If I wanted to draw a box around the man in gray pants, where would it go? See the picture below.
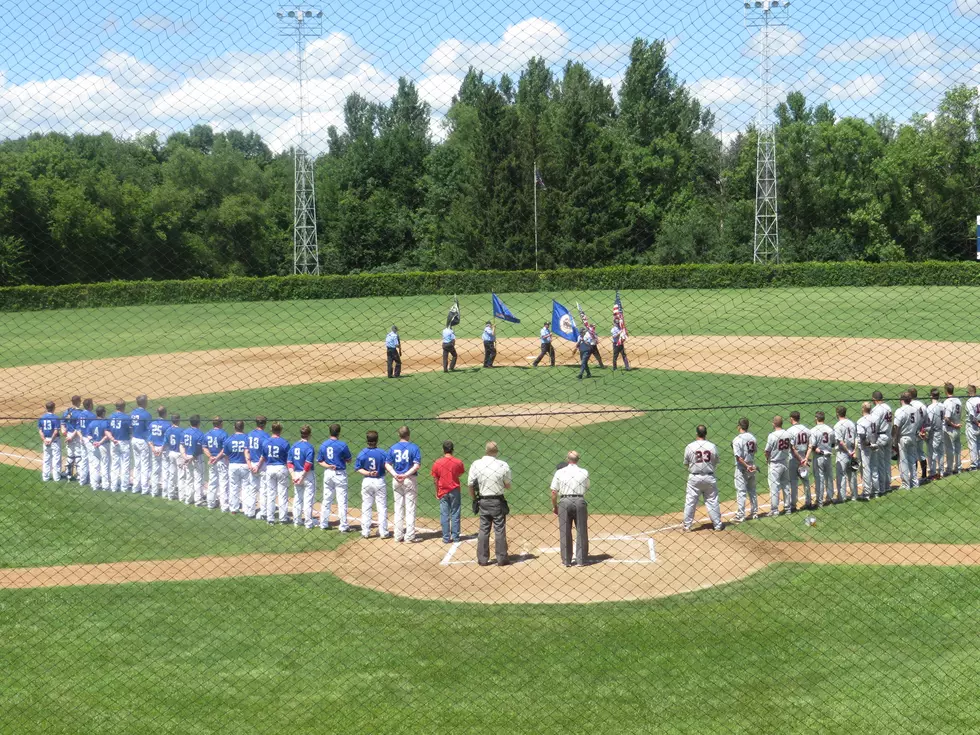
[467,441,512,566]
[550,451,590,567]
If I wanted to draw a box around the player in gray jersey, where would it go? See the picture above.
[964,385,980,470]
[892,392,919,490]
[765,416,794,516]
[856,402,878,500]
[926,388,945,479]
[805,412,835,507]
[870,391,893,495]
[682,425,723,532]
[907,387,928,482]
[942,382,962,476]
[833,406,858,502]
[731,418,759,522]
[786,412,813,509]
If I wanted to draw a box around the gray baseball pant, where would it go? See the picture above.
[734,469,758,519]
[835,453,857,501]
[898,436,917,489]
[944,430,962,475]
[860,447,876,498]
[684,474,722,530]
[768,463,791,514]
[789,458,811,507]
[477,497,508,564]
[812,454,832,506]
[557,496,588,565]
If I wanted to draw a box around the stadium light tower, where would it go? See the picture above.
[743,0,789,264]
[277,7,323,275]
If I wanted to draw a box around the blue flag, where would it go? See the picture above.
[492,293,520,323]
[551,300,579,342]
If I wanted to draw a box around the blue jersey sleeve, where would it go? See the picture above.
[412,444,422,466]
[342,444,352,463]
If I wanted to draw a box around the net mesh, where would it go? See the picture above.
[2,1,980,732]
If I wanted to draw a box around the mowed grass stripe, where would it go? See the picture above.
[2,564,978,734]
[0,286,964,367]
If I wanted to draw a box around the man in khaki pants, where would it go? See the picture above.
[550,451,590,567]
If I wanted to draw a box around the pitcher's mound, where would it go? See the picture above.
[437,403,643,432]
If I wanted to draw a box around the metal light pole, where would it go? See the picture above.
[744,0,790,264]
[277,7,323,275]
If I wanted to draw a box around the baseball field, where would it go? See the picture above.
[3,285,980,733]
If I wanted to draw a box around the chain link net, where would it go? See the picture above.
[3,1,980,732]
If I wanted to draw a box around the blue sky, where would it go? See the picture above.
[0,0,977,150]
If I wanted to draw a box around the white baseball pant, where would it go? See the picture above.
[66,435,83,480]
[788,458,811,508]
[244,468,262,517]
[928,431,944,478]
[768,462,791,515]
[265,466,289,522]
[361,477,388,537]
[227,463,249,513]
[183,455,204,505]
[149,447,165,496]
[110,440,131,492]
[835,453,857,501]
[77,437,91,486]
[87,441,102,489]
[165,451,182,500]
[733,468,757,520]
[321,472,350,530]
[967,427,980,470]
[131,438,151,494]
[859,447,876,498]
[943,430,962,476]
[41,439,61,482]
[392,476,419,541]
[97,443,111,490]
[897,436,917,489]
[876,437,891,494]
[292,472,316,527]
[683,474,722,530]
[812,454,832,506]
[207,458,229,509]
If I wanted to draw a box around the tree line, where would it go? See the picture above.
[1,38,978,287]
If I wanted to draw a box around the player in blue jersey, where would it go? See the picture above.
[107,400,132,492]
[180,415,206,506]
[288,425,316,528]
[38,401,62,482]
[129,394,152,495]
[204,417,229,511]
[263,422,291,525]
[357,430,389,538]
[163,414,184,501]
[386,426,422,543]
[76,398,95,487]
[245,416,270,520]
[61,396,81,482]
[147,406,169,498]
[317,423,353,531]
[89,406,110,491]
[224,421,249,515]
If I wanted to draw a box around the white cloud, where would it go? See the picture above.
[828,73,885,101]
[417,73,462,112]
[96,51,173,87]
[954,0,980,16]
[423,18,569,76]
[691,76,755,105]
[815,32,962,66]
[745,28,805,58]
[912,69,947,91]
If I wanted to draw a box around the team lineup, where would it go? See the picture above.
[35,380,978,549]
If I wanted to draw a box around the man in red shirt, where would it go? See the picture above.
[431,440,465,543]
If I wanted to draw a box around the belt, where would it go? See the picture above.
[689,472,715,477]
[559,494,585,498]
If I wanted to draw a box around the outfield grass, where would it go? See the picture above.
[0,464,347,568]
[0,286,966,367]
[0,367,915,529]
[2,563,979,734]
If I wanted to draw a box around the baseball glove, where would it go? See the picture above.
[848,456,859,472]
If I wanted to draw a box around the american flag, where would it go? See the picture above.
[576,302,593,334]
[613,290,628,338]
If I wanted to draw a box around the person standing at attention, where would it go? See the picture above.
[431,440,465,544]
[386,325,402,378]
[467,441,512,566]
[550,451,590,567]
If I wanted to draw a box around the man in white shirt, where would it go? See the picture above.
[893,392,919,490]
[833,406,858,502]
[908,387,929,482]
[731,418,758,522]
[965,385,980,470]
[682,425,723,532]
[856,402,878,499]
[871,391,893,495]
[926,388,945,479]
[550,451,590,567]
[805,411,835,507]
[765,415,793,516]
[943,382,962,476]
[467,441,511,566]
[786,412,813,509]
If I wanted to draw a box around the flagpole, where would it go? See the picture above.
[533,162,539,272]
